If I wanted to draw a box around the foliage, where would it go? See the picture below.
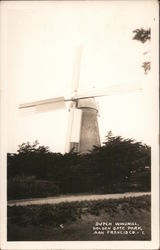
[132,27,151,74]
[8,176,59,200]
[141,61,151,75]
[90,131,151,192]
[17,140,50,155]
[8,195,151,241]
[8,195,150,227]
[132,28,151,43]
[7,133,151,199]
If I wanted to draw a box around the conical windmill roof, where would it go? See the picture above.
[77,97,98,111]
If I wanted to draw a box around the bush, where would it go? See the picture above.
[8,176,60,200]
[7,134,151,197]
[8,195,151,227]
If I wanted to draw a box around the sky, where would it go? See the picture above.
[1,0,158,153]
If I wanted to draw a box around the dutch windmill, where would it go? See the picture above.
[19,45,142,154]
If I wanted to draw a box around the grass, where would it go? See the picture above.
[8,195,151,241]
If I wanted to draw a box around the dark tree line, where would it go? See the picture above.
[7,132,151,199]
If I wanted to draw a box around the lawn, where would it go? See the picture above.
[8,195,151,241]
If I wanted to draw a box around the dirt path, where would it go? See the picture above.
[8,192,150,206]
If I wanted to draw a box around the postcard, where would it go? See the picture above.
[0,0,159,249]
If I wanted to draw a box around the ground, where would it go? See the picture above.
[8,195,151,241]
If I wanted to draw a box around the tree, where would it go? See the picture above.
[132,28,151,43]
[91,131,151,192]
[132,28,151,74]
[8,141,51,178]
[17,140,49,154]
[8,133,151,198]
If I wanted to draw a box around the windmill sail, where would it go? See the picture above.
[71,44,84,95]
[18,42,143,154]
[76,84,143,100]
[65,44,84,153]
[65,108,82,153]
[19,96,65,109]
[19,84,143,110]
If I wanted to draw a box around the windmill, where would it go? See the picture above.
[19,45,142,154]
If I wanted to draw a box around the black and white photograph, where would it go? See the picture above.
[0,0,159,249]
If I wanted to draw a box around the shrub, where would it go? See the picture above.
[8,195,151,228]
[8,176,60,200]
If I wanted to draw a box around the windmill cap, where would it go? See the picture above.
[77,97,98,111]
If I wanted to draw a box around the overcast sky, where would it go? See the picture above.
[1,0,158,153]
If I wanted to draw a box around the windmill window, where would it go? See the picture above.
[70,142,79,152]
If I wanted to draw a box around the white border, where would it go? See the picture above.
[0,1,159,249]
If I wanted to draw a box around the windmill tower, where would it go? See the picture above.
[65,45,101,154]
[66,97,100,154]
[78,98,100,154]
[19,45,142,154]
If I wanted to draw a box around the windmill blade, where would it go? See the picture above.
[71,45,84,95]
[65,108,82,153]
[19,96,66,109]
[76,84,143,100]
[36,101,66,112]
